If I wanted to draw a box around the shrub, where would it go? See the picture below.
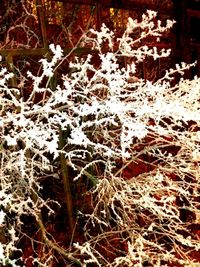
[0,10,200,266]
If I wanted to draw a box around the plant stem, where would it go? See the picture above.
[59,128,74,233]
[36,214,81,266]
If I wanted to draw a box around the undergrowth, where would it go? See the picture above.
[0,10,200,266]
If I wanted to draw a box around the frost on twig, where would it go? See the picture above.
[0,10,199,266]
